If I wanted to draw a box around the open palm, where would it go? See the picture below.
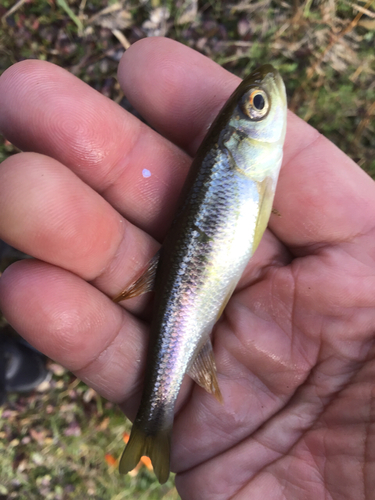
[0,38,374,499]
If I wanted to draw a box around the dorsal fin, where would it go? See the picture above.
[113,251,160,303]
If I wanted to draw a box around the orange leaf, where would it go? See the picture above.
[105,454,117,467]
[140,455,153,471]
[123,432,130,444]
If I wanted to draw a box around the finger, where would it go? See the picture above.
[270,131,375,250]
[119,38,375,250]
[0,152,159,305]
[118,38,317,162]
[0,259,193,414]
[0,58,191,239]
[118,37,240,156]
[0,152,288,310]
[0,259,145,406]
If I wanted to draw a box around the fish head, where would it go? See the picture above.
[218,64,287,181]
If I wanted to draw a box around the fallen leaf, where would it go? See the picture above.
[140,455,153,471]
[48,362,66,376]
[30,428,48,444]
[105,454,118,467]
[98,417,110,430]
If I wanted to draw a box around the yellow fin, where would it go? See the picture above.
[113,251,160,303]
[119,422,171,484]
[252,176,275,253]
[188,340,223,403]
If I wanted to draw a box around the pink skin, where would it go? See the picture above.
[0,37,375,499]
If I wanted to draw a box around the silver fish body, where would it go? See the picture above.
[118,64,287,483]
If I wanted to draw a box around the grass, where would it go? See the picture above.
[0,0,374,498]
[0,360,178,499]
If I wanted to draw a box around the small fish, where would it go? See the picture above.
[114,65,287,483]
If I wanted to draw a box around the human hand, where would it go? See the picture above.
[0,37,374,499]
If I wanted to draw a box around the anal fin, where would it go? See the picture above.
[113,250,160,303]
[188,339,223,403]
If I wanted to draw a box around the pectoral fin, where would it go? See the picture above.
[188,339,223,403]
[113,251,160,303]
[252,176,276,253]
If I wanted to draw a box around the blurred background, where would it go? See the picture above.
[0,1,374,498]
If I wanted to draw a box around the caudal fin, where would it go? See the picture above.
[119,423,171,484]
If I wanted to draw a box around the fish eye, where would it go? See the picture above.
[253,93,265,110]
[241,89,269,120]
